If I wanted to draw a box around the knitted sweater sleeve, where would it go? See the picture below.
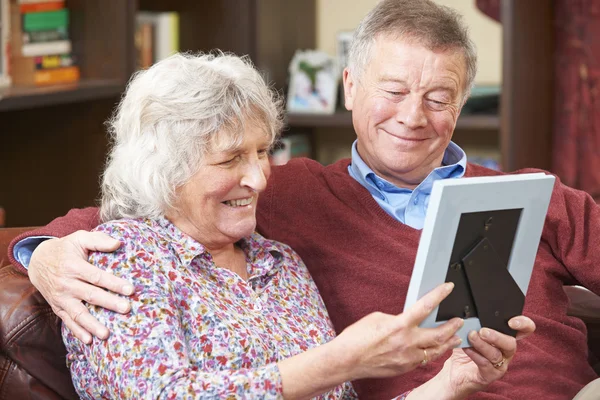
[542,174,600,294]
[8,207,101,273]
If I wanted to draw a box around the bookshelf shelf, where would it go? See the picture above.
[0,79,124,112]
[286,109,500,130]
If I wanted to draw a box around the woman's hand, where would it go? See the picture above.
[333,282,464,380]
[28,231,133,343]
[424,316,536,399]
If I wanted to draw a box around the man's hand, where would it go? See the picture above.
[28,230,133,344]
[442,316,536,398]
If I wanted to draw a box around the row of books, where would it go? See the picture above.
[2,0,79,87]
[135,12,179,70]
[0,2,181,88]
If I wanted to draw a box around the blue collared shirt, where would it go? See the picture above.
[348,140,467,229]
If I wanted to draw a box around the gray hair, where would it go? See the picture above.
[348,0,477,96]
[100,52,283,222]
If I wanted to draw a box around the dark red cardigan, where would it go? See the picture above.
[9,159,600,399]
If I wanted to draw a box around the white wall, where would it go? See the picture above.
[316,0,502,85]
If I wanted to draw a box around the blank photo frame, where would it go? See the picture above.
[403,173,555,347]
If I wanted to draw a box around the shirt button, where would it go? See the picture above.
[376,181,384,189]
[413,196,419,205]
[254,299,263,311]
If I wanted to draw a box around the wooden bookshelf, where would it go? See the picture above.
[0,79,124,112]
[0,0,315,227]
[0,0,554,227]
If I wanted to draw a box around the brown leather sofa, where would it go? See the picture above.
[0,227,78,400]
[0,227,599,399]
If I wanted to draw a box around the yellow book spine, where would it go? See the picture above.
[34,65,80,85]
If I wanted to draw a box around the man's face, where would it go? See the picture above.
[343,36,467,188]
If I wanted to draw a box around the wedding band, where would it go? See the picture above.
[420,349,428,366]
[493,357,506,369]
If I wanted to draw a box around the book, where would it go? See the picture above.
[19,0,63,13]
[136,11,179,63]
[22,8,68,31]
[31,65,79,85]
[12,52,73,74]
[0,0,10,87]
[21,39,70,56]
[23,26,67,43]
[18,0,61,3]
[134,22,153,69]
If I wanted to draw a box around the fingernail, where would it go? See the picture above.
[445,282,455,293]
[118,301,130,313]
[98,329,109,339]
[83,334,91,344]
[480,328,492,339]
[452,337,462,347]
[509,318,521,329]
[122,284,134,295]
[468,330,478,341]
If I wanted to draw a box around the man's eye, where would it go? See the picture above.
[427,99,447,110]
[386,91,403,96]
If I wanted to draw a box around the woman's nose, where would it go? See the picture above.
[240,159,268,192]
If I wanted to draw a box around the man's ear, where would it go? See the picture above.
[342,68,356,111]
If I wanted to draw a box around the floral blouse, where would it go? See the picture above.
[61,217,357,399]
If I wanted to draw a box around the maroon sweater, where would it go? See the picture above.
[9,158,600,399]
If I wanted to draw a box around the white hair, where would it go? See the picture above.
[100,52,283,222]
[348,0,478,96]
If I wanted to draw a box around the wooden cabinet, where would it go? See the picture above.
[0,0,315,227]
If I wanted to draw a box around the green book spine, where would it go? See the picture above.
[23,9,69,32]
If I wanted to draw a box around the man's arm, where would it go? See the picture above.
[9,207,133,344]
[542,175,600,295]
[8,207,101,271]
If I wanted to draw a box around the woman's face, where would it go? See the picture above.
[168,125,272,250]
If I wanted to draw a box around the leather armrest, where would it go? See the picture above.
[0,264,78,399]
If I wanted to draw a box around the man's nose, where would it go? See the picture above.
[395,94,427,129]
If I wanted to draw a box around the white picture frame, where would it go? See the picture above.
[286,50,338,115]
[336,30,353,75]
[403,173,556,347]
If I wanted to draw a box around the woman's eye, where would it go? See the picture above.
[258,149,269,158]
[220,155,241,165]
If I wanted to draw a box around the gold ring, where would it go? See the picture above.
[493,357,506,369]
[420,349,428,366]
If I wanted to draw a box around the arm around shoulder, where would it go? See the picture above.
[8,207,101,271]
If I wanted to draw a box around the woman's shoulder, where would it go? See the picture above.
[89,218,167,269]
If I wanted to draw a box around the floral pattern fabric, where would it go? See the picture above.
[61,217,356,399]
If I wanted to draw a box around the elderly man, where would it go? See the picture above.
[7,0,599,399]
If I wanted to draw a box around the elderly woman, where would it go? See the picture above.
[61,53,532,399]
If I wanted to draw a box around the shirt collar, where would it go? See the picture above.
[153,217,207,267]
[349,140,467,197]
[152,217,282,277]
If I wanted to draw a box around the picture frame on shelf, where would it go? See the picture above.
[286,50,338,115]
[336,30,353,75]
